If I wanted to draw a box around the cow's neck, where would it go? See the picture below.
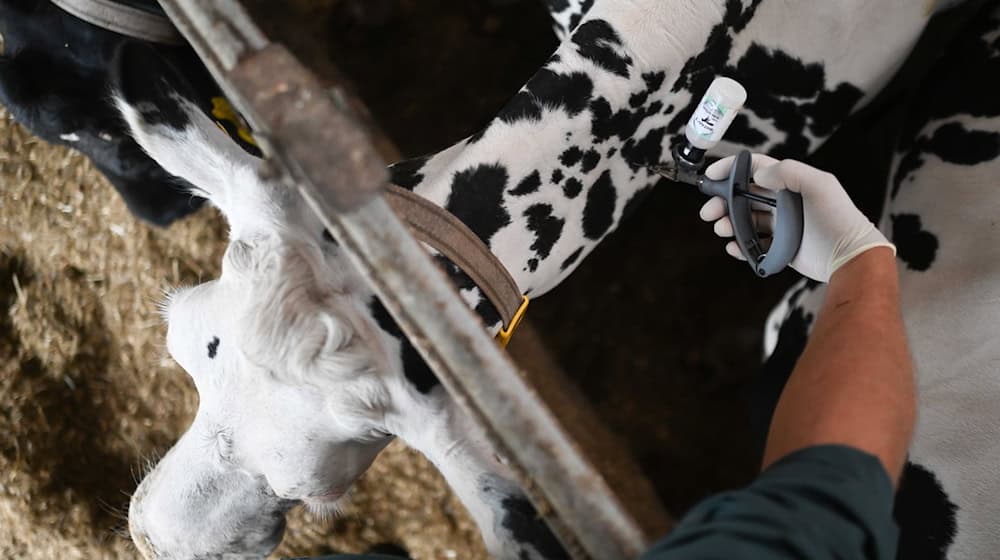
[391,0,731,307]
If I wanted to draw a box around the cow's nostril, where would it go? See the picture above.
[267,517,287,544]
[230,516,287,554]
[129,528,158,560]
[128,495,158,560]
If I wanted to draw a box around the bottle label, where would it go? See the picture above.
[689,94,728,140]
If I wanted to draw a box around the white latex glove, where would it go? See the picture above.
[700,154,894,282]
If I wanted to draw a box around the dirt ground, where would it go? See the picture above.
[0,0,974,558]
[0,100,492,558]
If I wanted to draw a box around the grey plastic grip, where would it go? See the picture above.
[699,150,803,278]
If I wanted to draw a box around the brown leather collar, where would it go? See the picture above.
[206,104,528,346]
[385,185,528,346]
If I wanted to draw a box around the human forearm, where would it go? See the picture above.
[762,248,915,482]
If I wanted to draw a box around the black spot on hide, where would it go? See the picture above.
[587,71,668,162]
[891,214,938,272]
[560,247,583,271]
[368,299,440,394]
[432,255,503,329]
[807,82,866,138]
[571,19,632,78]
[497,68,594,125]
[562,177,583,198]
[479,475,570,560]
[590,96,662,146]
[667,0,864,160]
[894,462,958,560]
[727,44,863,158]
[567,0,594,32]
[580,149,601,173]
[389,155,430,190]
[446,164,511,245]
[500,495,569,560]
[524,204,564,262]
[897,8,1000,149]
[891,6,1000,202]
[723,114,767,147]
[499,92,544,124]
[892,122,1000,199]
[581,170,616,240]
[621,126,666,171]
[560,146,583,167]
[207,336,220,359]
[670,0,763,96]
[510,170,542,196]
[629,90,650,108]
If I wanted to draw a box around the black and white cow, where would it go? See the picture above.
[763,2,1000,557]
[0,0,221,226]
[115,0,958,558]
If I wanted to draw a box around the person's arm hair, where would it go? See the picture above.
[762,248,915,483]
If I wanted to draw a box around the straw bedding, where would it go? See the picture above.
[0,107,486,558]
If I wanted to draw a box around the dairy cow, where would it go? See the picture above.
[116,0,956,558]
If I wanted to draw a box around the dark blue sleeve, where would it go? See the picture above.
[639,445,898,560]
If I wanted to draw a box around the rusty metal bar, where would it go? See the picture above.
[155,1,669,557]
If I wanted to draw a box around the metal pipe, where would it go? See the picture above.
[154,1,667,556]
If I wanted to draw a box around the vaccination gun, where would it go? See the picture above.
[651,78,804,278]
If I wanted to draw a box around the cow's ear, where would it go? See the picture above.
[111,41,198,126]
[112,41,257,214]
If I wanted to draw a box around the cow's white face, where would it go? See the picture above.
[129,231,396,558]
[130,233,398,558]
[110,45,407,558]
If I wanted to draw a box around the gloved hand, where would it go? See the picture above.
[700,154,894,282]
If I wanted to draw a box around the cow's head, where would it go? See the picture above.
[113,43,406,558]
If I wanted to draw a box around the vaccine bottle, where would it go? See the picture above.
[679,77,747,163]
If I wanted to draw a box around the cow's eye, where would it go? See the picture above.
[207,336,220,359]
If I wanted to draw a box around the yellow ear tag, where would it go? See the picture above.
[211,96,258,148]
[496,295,529,349]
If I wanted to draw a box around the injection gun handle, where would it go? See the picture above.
[698,150,804,278]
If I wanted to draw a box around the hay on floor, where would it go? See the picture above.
[0,107,486,558]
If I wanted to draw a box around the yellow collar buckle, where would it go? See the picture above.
[496,295,529,349]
